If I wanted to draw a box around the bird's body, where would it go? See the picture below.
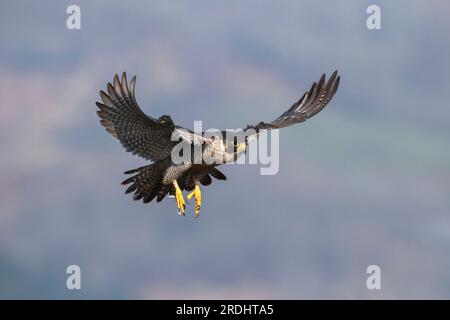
[96,71,340,217]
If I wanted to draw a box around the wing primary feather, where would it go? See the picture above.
[96,73,194,161]
[249,71,340,131]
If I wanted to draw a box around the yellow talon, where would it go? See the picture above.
[187,180,202,217]
[173,180,185,215]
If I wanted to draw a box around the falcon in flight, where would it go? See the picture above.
[96,71,340,217]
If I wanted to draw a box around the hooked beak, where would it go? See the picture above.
[237,142,246,153]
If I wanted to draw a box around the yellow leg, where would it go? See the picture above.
[173,180,185,215]
[187,179,202,218]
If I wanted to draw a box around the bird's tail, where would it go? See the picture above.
[121,160,171,203]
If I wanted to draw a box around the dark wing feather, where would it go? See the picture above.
[96,72,183,161]
[173,167,227,193]
[247,71,340,132]
[209,168,227,180]
[199,174,212,186]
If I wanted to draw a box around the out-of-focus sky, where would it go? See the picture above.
[1,0,449,299]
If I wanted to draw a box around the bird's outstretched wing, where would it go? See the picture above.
[96,73,206,161]
[246,71,340,133]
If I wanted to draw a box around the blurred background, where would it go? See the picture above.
[0,0,449,299]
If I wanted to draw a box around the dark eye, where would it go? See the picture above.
[233,137,238,146]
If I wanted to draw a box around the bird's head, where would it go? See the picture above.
[233,136,247,156]
[158,115,174,126]
[226,135,247,163]
[219,132,248,163]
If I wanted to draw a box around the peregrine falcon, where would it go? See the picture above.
[95,71,340,217]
